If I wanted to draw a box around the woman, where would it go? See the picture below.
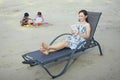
[40,10,91,55]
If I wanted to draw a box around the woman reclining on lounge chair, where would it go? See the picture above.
[40,10,91,55]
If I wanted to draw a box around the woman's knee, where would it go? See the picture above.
[63,41,69,47]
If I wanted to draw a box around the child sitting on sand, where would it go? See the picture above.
[20,12,32,26]
[34,12,44,26]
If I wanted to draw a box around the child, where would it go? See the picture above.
[20,12,32,26]
[34,12,44,26]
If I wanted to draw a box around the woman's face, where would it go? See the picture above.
[79,12,87,22]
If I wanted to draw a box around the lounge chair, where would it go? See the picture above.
[22,11,102,78]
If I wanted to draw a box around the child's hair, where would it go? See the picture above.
[37,12,42,17]
[24,12,29,18]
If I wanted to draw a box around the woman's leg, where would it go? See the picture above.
[40,41,69,55]
[48,41,69,51]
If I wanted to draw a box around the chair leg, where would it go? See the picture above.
[94,40,103,56]
[41,58,72,79]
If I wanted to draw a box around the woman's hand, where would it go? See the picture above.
[71,30,78,35]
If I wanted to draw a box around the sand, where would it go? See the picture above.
[0,0,120,80]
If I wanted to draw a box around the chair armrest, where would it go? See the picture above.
[49,33,72,45]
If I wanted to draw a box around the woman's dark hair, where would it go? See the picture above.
[37,12,42,17]
[78,10,88,22]
[24,12,29,17]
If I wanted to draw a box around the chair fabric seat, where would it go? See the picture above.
[23,48,72,65]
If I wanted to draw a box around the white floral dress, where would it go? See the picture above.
[66,23,87,49]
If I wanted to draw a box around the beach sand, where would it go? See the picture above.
[0,0,120,80]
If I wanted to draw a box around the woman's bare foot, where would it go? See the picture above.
[40,47,49,55]
[40,47,46,52]
[42,42,49,50]
[42,50,49,55]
